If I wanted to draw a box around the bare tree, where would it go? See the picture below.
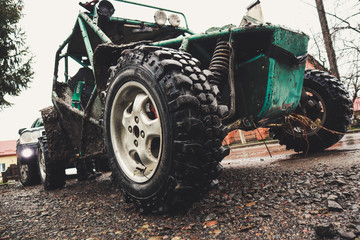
[315,0,340,78]
[308,0,360,101]
[341,40,360,102]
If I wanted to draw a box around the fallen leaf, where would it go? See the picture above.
[136,228,146,233]
[239,224,256,232]
[245,202,255,207]
[182,223,195,230]
[164,225,174,230]
[148,236,163,240]
[213,229,221,235]
[204,221,218,228]
[142,224,150,229]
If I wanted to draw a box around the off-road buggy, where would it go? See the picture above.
[38,0,352,213]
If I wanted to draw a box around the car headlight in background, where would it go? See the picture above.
[19,129,44,144]
[168,14,181,27]
[21,148,34,158]
[154,10,167,26]
[19,131,40,144]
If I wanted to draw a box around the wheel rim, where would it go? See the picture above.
[19,163,29,181]
[291,87,327,137]
[110,81,162,183]
[39,148,46,181]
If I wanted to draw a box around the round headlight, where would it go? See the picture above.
[20,132,33,144]
[97,0,115,18]
[154,10,167,26]
[168,14,181,27]
[21,148,34,158]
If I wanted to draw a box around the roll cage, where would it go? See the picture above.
[53,0,192,85]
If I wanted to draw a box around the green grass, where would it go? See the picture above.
[350,126,360,130]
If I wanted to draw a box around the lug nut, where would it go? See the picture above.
[128,126,132,133]
[135,116,139,123]
[134,140,138,147]
[141,131,145,138]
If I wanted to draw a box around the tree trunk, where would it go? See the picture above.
[315,0,340,79]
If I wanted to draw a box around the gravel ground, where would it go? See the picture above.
[1,159,360,239]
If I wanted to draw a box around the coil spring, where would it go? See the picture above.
[209,39,230,86]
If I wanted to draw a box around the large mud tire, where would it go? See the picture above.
[271,70,352,153]
[40,107,70,190]
[104,46,229,213]
[17,159,40,186]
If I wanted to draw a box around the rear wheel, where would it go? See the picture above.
[271,70,353,153]
[104,46,229,213]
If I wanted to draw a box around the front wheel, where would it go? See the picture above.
[40,106,68,190]
[17,159,40,186]
[104,46,229,213]
[37,136,65,190]
[271,70,353,153]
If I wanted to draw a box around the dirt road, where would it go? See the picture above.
[1,133,360,239]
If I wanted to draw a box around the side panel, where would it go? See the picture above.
[153,25,309,125]
[257,28,308,120]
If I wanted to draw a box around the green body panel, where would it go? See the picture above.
[257,28,308,121]
[154,26,309,124]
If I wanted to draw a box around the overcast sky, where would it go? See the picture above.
[0,0,319,141]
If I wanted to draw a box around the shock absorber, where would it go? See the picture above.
[209,39,230,87]
[209,38,236,119]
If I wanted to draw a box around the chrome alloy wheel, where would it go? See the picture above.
[110,81,162,183]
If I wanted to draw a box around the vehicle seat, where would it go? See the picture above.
[68,67,95,108]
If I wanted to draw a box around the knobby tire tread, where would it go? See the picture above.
[40,106,70,190]
[105,46,230,213]
[271,69,353,153]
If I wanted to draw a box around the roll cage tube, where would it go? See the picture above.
[54,0,192,85]
[80,0,190,30]
[53,14,112,85]
[114,0,189,30]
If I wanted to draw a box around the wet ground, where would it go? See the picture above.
[1,133,359,239]
[223,132,360,169]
